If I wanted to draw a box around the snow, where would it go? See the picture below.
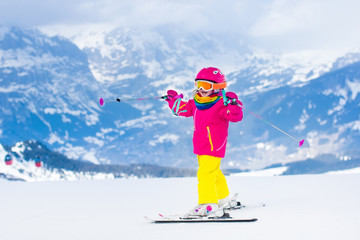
[84,136,105,147]
[0,173,359,240]
[346,78,360,101]
[327,167,360,175]
[0,48,66,70]
[148,134,180,146]
[294,109,309,131]
[115,73,139,81]
[47,133,65,145]
[118,115,167,129]
[43,107,84,116]
[0,143,115,181]
[231,167,288,177]
[0,159,114,182]
[55,144,101,163]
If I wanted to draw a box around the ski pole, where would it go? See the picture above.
[229,99,305,147]
[99,96,167,106]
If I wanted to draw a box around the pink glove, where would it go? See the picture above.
[225,92,241,105]
[225,92,243,115]
[166,90,183,102]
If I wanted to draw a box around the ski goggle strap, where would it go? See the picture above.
[195,80,227,91]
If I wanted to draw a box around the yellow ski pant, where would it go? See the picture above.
[197,155,230,204]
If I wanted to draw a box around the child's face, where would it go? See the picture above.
[199,89,214,97]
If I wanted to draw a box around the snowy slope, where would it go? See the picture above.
[0,173,359,240]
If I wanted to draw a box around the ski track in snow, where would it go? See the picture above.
[0,174,359,240]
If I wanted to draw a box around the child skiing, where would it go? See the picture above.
[165,67,243,217]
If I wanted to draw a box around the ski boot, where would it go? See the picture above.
[218,193,242,210]
[183,203,225,219]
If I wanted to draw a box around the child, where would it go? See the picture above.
[165,67,243,216]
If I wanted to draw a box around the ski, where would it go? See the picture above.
[150,202,264,221]
[227,202,266,211]
[145,215,257,223]
[145,195,264,224]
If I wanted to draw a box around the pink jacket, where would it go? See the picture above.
[167,91,243,158]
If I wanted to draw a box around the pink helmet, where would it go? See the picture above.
[195,67,226,84]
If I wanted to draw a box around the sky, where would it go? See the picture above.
[1,0,360,54]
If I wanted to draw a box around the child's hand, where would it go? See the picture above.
[166,90,183,102]
[225,92,243,115]
[225,92,242,106]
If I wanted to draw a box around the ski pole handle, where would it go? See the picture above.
[229,98,241,105]
[99,98,120,106]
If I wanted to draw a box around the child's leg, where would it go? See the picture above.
[197,155,230,204]
[215,168,230,200]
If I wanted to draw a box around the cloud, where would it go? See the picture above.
[1,0,360,53]
[0,0,268,32]
[248,0,360,52]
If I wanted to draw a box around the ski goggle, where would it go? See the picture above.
[195,80,227,91]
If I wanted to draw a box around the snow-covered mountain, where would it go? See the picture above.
[1,25,360,171]
[226,60,360,170]
[72,26,360,170]
[0,140,195,182]
[230,154,360,177]
[0,26,111,163]
[0,141,115,182]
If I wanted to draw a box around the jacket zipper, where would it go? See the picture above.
[207,126,214,151]
[194,109,197,131]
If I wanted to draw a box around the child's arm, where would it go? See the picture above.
[166,90,194,117]
[220,92,243,122]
